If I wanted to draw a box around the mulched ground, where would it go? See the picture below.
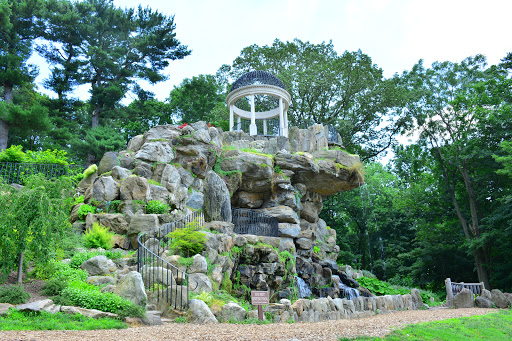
[1,271,49,303]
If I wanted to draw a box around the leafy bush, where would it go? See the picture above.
[77,204,96,220]
[0,285,30,305]
[61,281,145,318]
[0,309,127,330]
[0,145,69,165]
[41,278,67,296]
[70,250,123,269]
[52,261,89,282]
[82,164,98,178]
[82,223,114,249]
[145,200,170,214]
[357,276,409,296]
[168,226,206,257]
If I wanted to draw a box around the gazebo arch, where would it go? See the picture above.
[226,71,291,137]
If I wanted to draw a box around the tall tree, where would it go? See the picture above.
[0,0,46,150]
[168,74,226,124]
[402,55,512,289]
[219,39,407,160]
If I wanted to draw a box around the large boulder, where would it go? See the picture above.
[218,302,247,322]
[80,255,116,276]
[189,273,213,293]
[203,171,231,223]
[115,271,147,307]
[120,176,149,201]
[188,254,208,274]
[111,166,131,181]
[453,288,474,308]
[127,135,144,152]
[135,141,174,163]
[97,151,119,175]
[127,214,160,236]
[92,176,119,201]
[411,288,423,309]
[257,206,300,224]
[220,150,273,192]
[85,213,128,235]
[186,299,218,323]
[475,296,493,308]
[491,289,510,308]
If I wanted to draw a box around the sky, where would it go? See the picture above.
[32,0,512,102]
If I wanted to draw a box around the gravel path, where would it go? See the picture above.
[0,308,496,341]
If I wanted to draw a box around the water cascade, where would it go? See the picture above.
[295,276,312,298]
[339,282,360,300]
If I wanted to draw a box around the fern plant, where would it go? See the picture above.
[83,223,115,249]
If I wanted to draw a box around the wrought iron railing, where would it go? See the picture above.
[232,208,279,237]
[137,210,205,311]
[0,162,84,184]
[231,118,284,137]
[327,124,342,146]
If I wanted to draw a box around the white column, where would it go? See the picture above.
[229,105,234,132]
[279,98,284,136]
[237,116,241,131]
[283,100,288,137]
[263,119,267,135]
[250,95,257,136]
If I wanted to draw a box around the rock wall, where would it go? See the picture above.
[72,121,365,303]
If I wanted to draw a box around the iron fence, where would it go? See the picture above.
[137,210,205,311]
[232,207,279,237]
[327,124,342,146]
[0,162,84,184]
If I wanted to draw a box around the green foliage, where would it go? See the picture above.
[76,204,96,220]
[0,309,127,331]
[167,226,206,257]
[41,278,67,296]
[0,285,30,305]
[177,256,194,268]
[52,261,89,282]
[147,179,162,186]
[83,164,98,178]
[0,174,74,282]
[71,126,126,163]
[0,145,70,165]
[82,223,114,249]
[0,145,25,162]
[174,316,188,323]
[313,246,320,254]
[69,250,123,269]
[145,200,170,214]
[274,165,283,174]
[62,281,145,318]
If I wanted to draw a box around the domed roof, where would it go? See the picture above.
[229,71,286,93]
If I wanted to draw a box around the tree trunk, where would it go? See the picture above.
[0,84,13,150]
[87,105,102,164]
[0,120,9,151]
[17,252,24,285]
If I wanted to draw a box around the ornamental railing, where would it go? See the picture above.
[232,207,279,237]
[231,118,284,137]
[445,278,485,307]
[137,210,205,311]
[0,162,84,184]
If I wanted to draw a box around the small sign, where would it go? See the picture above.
[251,291,269,305]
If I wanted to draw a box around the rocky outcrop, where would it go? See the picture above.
[204,171,231,223]
[115,271,147,307]
[186,299,218,323]
[491,289,510,308]
[453,288,474,308]
[80,255,117,276]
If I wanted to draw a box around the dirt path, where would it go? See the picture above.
[0,308,497,341]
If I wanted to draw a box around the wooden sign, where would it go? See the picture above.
[251,291,269,305]
[251,290,269,321]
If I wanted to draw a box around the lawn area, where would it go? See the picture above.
[0,309,127,330]
[341,310,512,341]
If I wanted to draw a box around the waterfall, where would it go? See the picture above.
[295,276,312,298]
[339,281,360,300]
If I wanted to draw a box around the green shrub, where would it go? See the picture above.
[0,285,30,305]
[146,200,170,214]
[82,164,97,178]
[52,261,89,282]
[82,223,115,249]
[69,250,122,269]
[0,145,25,162]
[167,227,206,257]
[61,281,144,318]
[41,278,67,296]
[77,204,96,220]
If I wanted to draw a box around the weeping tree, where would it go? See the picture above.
[0,174,73,284]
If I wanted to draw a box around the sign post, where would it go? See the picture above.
[251,290,269,321]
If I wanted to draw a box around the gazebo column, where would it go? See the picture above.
[263,119,267,135]
[283,103,289,137]
[229,105,234,132]
[237,116,241,131]
[279,98,285,137]
[250,95,257,136]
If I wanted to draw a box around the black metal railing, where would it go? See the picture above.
[232,208,279,237]
[327,124,342,146]
[0,162,84,184]
[231,118,284,137]
[137,210,205,311]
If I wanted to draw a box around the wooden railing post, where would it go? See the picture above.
[445,278,453,307]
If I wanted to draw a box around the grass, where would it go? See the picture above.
[339,310,512,341]
[0,309,127,330]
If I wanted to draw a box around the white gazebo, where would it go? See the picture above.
[226,71,291,137]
